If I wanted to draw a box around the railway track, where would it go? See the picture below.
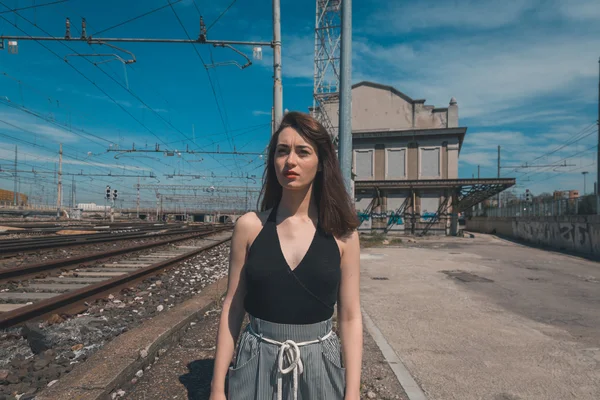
[0,224,220,254]
[0,227,232,329]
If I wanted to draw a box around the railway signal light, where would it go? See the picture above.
[106,186,111,199]
[113,189,118,200]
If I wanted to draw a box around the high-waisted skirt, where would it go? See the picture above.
[227,315,346,400]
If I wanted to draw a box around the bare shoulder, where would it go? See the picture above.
[234,210,271,248]
[334,230,360,257]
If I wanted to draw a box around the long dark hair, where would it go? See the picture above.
[259,111,359,238]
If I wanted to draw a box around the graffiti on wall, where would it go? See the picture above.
[421,212,437,222]
[512,220,596,254]
[357,210,405,230]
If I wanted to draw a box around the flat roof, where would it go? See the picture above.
[352,127,468,150]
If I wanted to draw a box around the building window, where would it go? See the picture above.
[354,149,373,179]
[420,147,440,178]
[385,148,406,179]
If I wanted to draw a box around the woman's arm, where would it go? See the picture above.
[210,214,253,397]
[337,231,363,400]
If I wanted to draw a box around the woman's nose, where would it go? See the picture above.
[286,152,297,165]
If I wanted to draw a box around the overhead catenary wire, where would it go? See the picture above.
[514,125,597,181]
[521,143,598,184]
[0,7,238,181]
[1,2,265,179]
[0,0,68,15]
[0,2,264,193]
[90,0,184,36]
[206,0,238,31]
[499,123,597,183]
[166,0,241,175]
[0,12,175,151]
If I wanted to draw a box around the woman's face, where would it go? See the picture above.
[274,127,320,191]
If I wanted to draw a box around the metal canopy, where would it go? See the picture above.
[354,178,516,211]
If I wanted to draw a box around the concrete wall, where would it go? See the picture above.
[354,188,452,236]
[353,136,460,181]
[321,82,458,133]
[467,216,600,257]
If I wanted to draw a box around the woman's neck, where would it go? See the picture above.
[278,184,318,221]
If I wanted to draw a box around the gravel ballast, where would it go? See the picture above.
[0,236,230,400]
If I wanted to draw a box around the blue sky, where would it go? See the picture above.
[0,0,598,208]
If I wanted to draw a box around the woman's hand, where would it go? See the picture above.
[208,391,227,400]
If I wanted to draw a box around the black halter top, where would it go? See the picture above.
[243,206,342,324]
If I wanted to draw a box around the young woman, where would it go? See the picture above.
[209,111,363,400]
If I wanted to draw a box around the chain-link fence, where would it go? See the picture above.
[472,195,598,217]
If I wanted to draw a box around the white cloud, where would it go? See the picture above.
[557,0,600,21]
[138,104,169,113]
[459,152,497,167]
[470,109,579,127]
[351,30,600,123]
[259,34,314,79]
[0,144,152,172]
[367,0,600,33]
[369,0,536,33]
[0,111,79,143]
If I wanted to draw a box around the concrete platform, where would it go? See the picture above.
[0,292,57,300]
[26,283,89,291]
[0,303,26,312]
[78,268,139,273]
[103,263,150,268]
[75,271,126,277]
[360,234,600,400]
[41,277,106,284]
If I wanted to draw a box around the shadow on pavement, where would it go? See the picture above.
[180,358,224,400]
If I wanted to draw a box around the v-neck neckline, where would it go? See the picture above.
[271,206,319,273]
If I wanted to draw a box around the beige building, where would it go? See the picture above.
[319,81,468,235]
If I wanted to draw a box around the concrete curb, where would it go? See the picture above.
[37,276,228,400]
[362,308,428,400]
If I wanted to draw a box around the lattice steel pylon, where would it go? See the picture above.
[312,0,341,145]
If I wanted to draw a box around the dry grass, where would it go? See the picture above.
[360,233,404,248]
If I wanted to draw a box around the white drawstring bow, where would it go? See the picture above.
[248,325,332,400]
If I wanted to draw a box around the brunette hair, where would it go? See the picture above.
[258,111,359,238]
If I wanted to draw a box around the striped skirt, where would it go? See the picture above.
[227,315,346,400]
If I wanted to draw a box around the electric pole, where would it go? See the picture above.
[597,57,600,213]
[272,0,283,132]
[582,171,589,195]
[478,165,482,210]
[71,176,75,207]
[13,145,17,206]
[1,14,280,139]
[57,143,62,218]
[497,145,501,208]
[137,177,140,219]
[339,0,352,195]
[313,0,341,141]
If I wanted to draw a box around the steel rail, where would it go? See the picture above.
[0,226,219,254]
[0,230,231,329]
[0,227,228,280]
